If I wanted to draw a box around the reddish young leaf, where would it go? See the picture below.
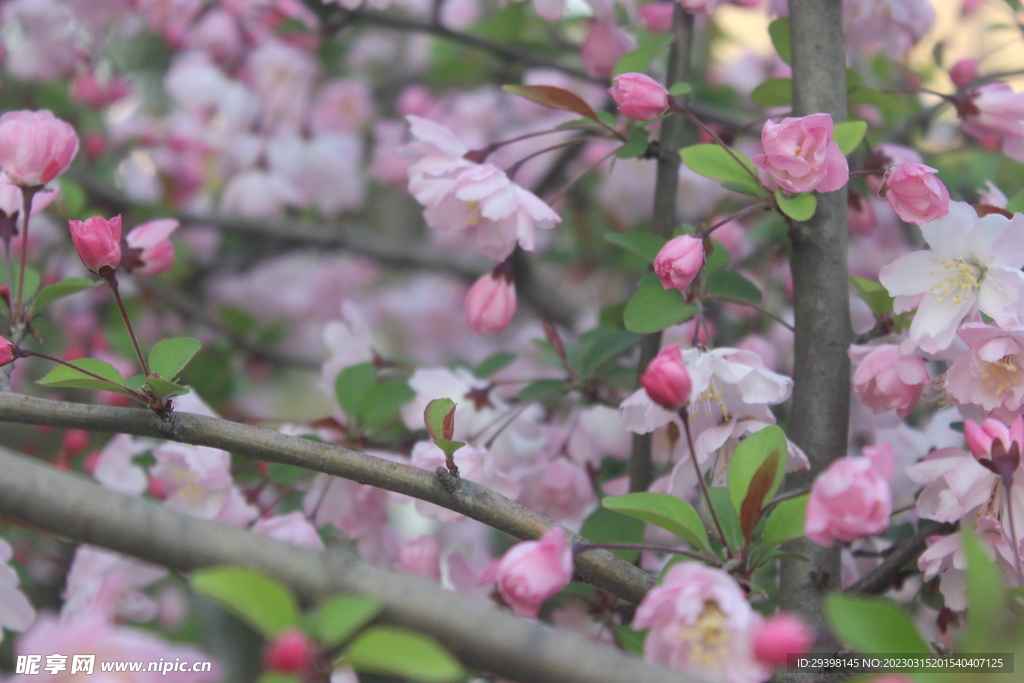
[739,447,784,540]
[502,85,601,123]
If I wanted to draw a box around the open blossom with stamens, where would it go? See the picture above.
[849,344,928,418]
[946,323,1024,413]
[634,562,769,683]
[878,201,1024,354]
[399,116,561,261]
[953,82,1024,163]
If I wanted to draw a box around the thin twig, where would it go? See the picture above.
[702,295,795,331]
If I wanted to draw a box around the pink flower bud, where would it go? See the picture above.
[0,335,14,366]
[464,267,516,335]
[752,113,849,194]
[477,527,573,618]
[753,614,814,668]
[641,344,692,410]
[263,628,315,673]
[654,234,704,291]
[69,215,122,273]
[949,59,978,89]
[850,344,928,418]
[639,3,675,33]
[62,429,90,457]
[0,110,79,187]
[608,73,671,121]
[805,443,894,547]
[581,21,638,79]
[880,163,950,225]
[123,219,179,275]
[678,0,720,15]
[964,415,1024,482]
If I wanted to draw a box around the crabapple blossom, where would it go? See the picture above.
[609,73,671,121]
[0,335,14,366]
[464,266,517,334]
[264,629,316,673]
[0,538,35,644]
[953,82,1024,162]
[69,215,122,273]
[654,235,705,291]
[62,546,166,623]
[878,201,1024,353]
[843,0,935,59]
[0,109,79,187]
[918,517,1020,611]
[849,344,928,418]
[641,344,692,410]
[752,614,814,668]
[752,113,849,194]
[949,59,978,89]
[580,21,637,79]
[879,163,950,225]
[946,323,1024,413]
[394,536,442,581]
[964,415,1024,484]
[253,512,325,550]
[805,442,895,546]
[476,527,573,618]
[633,562,769,682]
[122,219,178,276]
[639,3,675,32]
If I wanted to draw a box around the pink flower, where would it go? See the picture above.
[752,113,849,194]
[0,538,35,643]
[0,335,14,367]
[949,59,978,89]
[69,215,122,273]
[677,0,721,15]
[954,82,1024,163]
[310,78,375,134]
[264,628,315,674]
[641,345,693,410]
[752,614,814,668]
[946,323,1024,413]
[849,344,928,418]
[639,3,675,32]
[880,163,950,225]
[476,528,573,618]
[253,512,325,550]
[609,73,671,121]
[0,110,79,187]
[843,0,934,60]
[634,563,769,683]
[123,219,178,276]
[464,266,516,335]
[805,443,895,547]
[580,20,637,79]
[394,535,441,581]
[654,234,704,291]
[963,415,1023,482]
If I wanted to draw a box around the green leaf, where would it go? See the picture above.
[720,181,762,198]
[335,363,376,421]
[707,487,743,550]
[738,447,785,540]
[614,30,675,76]
[775,190,817,221]
[761,494,809,550]
[313,595,382,648]
[359,381,415,428]
[751,78,792,108]
[624,287,697,334]
[604,232,667,262]
[728,426,788,516]
[825,594,930,655]
[768,18,792,64]
[707,270,763,304]
[847,86,908,113]
[603,492,710,552]
[518,378,568,403]
[850,275,894,317]
[144,376,190,399]
[680,144,761,192]
[597,111,617,129]
[190,566,299,638]
[580,508,645,562]
[962,528,1010,650]
[37,358,134,396]
[257,673,299,683]
[148,337,201,380]
[266,463,314,486]
[845,68,862,91]
[424,397,457,440]
[833,121,868,156]
[0,265,40,309]
[219,305,259,335]
[502,84,600,123]
[32,277,99,314]
[343,626,465,683]
[474,352,517,378]
[669,82,692,97]
[616,128,650,159]
[1006,187,1024,214]
[575,327,640,377]
[616,626,646,656]
[704,238,730,273]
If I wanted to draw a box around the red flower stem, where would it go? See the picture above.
[14,185,40,320]
[697,201,772,239]
[21,349,150,403]
[100,269,151,377]
[573,542,720,566]
[504,138,590,181]
[680,406,732,556]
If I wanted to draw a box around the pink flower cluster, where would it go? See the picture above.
[805,443,895,547]
[752,114,849,194]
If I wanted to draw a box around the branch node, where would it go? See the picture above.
[435,466,460,494]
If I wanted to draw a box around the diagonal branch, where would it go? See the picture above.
[0,446,696,683]
[847,521,956,595]
[0,393,655,604]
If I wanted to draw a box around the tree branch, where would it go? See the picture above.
[847,521,955,595]
[778,0,851,639]
[0,446,696,683]
[0,393,655,604]
[629,6,695,494]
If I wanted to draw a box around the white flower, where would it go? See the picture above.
[879,201,1024,353]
